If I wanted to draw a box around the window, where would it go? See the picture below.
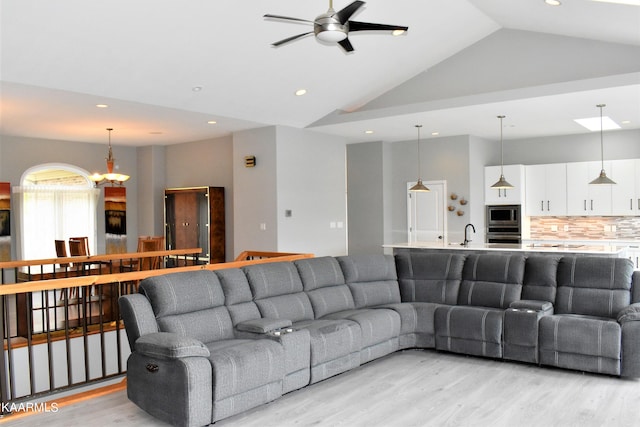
[14,164,99,260]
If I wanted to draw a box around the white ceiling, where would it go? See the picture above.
[1,0,639,146]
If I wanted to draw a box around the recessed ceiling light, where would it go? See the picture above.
[96,104,109,108]
[364,130,374,134]
[431,132,439,136]
[295,89,307,96]
[621,120,631,124]
[574,116,621,131]
[392,29,406,36]
[207,120,217,125]
[544,0,562,5]
[192,86,203,92]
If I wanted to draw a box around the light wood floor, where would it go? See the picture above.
[3,349,640,427]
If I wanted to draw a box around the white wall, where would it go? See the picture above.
[0,135,139,254]
[276,127,347,256]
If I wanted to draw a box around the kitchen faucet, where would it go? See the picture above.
[463,223,476,246]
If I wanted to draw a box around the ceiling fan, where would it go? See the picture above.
[264,0,408,52]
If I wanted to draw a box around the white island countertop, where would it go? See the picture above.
[385,241,629,255]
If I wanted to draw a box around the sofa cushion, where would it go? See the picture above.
[435,305,504,358]
[158,306,235,343]
[306,286,355,319]
[556,257,633,318]
[323,308,400,348]
[522,256,560,302]
[337,255,401,308]
[539,314,621,375]
[216,268,261,325]
[295,256,346,291]
[255,293,315,323]
[292,318,362,367]
[395,252,466,305]
[206,339,284,401]
[244,262,305,299]
[295,256,355,318]
[458,254,525,309]
[139,270,225,317]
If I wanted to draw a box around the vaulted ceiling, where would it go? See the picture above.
[1,0,639,146]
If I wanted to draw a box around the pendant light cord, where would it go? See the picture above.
[598,104,605,171]
[416,124,422,178]
[498,115,505,176]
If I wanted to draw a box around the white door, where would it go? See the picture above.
[407,181,447,243]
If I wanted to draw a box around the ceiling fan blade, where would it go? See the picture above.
[271,32,314,47]
[338,38,355,52]
[335,1,365,24]
[263,14,314,24]
[348,21,408,33]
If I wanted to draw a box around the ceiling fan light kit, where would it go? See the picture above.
[265,0,408,52]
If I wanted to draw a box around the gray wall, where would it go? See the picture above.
[503,129,640,166]
[165,135,235,260]
[346,141,385,254]
[233,127,279,257]
[388,135,475,245]
[137,145,165,238]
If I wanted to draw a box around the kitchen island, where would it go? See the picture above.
[385,241,628,258]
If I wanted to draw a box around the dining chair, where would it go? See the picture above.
[54,240,70,268]
[138,238,162,271]
[69,237,90,256]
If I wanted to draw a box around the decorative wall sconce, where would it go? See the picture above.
[244,156,257,168]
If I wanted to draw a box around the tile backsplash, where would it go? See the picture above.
[529,216,640,241]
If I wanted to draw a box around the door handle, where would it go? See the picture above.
[591,200,594,211]
[541,201,544,211]
[583,200,587,211]
[547,200,550,211]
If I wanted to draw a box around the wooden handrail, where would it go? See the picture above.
[234,250,304,262]
[0,253,314,296]
[0,248,203,269]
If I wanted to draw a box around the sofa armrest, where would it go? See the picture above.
[509,300,553,314]
[618,303,640,323]
[236,318,293,334]
[135,332,210,359]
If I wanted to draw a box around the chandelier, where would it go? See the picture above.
[89,128,130,186]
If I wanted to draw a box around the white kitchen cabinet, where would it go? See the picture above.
[566,161,612,216]
[485,164,525,205]
[611,159,640,215]
[525,163,567,216]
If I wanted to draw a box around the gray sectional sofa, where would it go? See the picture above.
[119,252,640,427]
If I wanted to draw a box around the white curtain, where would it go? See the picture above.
[13,185,100,260]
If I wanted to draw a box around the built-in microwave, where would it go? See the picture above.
[486,204,521,244]
[486,204,520,225]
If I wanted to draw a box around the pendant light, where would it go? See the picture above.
[409,124,430,192]
[490,115,514,189]
[589,104,616,185]
[89,128,130,186]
